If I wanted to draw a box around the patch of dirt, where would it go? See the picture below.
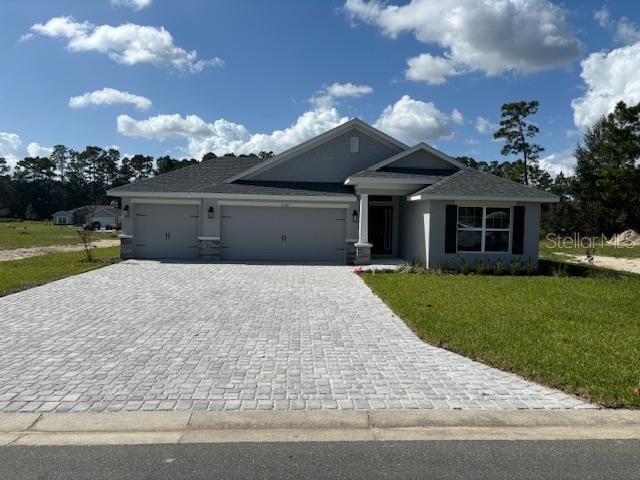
[607,229,640,246]
[558,253,640,275]
[0,239,120,262]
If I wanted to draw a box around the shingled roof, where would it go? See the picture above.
[108,156,353,197]
[409,168,559,202]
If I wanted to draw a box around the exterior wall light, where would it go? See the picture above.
[123,205,130,217]
[208,206,215,219]
[352,209,359,223]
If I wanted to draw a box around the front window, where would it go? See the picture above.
[457,206,511,253]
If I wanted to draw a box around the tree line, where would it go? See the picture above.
[456,100,640,237]
[0,148,273,220]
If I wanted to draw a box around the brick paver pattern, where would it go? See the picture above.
[0,261,592,412]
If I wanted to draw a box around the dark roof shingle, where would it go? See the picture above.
[108,157,353,197]
[412,168,558,201]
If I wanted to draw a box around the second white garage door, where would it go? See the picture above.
[220,206,346,262]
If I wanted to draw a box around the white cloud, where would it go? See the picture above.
[118,89,456,156]
[344,0,580,84]
[118,108,349,158]
[594,7,611,28]
[451,108,464,125]
[464,138,479,145]
[539,150,575,176]
[373,95,454,144]
[405,53,461,85]
[29,16,222,73]
[26,142,53,158]
[112,0,152,11]
[69,87,152,110]
[475,117,495,134]
[310,82,373,108]
[615,18,640,45]
[0,133,52,170]
[571,42,640,129]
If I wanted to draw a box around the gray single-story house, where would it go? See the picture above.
[52,210,75,225]
[52,205,121,228]
[107,119,558,266]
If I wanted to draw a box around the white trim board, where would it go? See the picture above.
[219,201,350,209]
[408,194,559,203]
[108,191,357,202]
[129,198,201,205]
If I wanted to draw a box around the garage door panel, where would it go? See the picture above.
[221,206,345,262]
[133,204,199,259]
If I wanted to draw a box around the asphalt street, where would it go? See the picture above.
[1,440,639,479]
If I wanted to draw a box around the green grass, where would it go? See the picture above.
[0,221,117,250]
[0,246,120,297]
[363,272,640,408]
[540,238,640,259]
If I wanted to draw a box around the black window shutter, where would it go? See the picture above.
[444,205,457,254]
[512,206,525,255]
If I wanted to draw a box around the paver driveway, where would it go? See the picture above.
[0,261,591,412]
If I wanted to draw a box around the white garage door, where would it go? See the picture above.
[221,206,346,262]
[133,204,199,259]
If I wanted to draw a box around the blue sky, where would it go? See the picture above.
[1,0,639,176]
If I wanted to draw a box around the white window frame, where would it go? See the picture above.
[457,206,512,254]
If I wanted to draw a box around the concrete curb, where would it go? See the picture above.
[0,410,639,445]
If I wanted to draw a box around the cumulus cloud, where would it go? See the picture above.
[594,7,611,28]
[539,150,576,176]
[373,95,454,144]
[451,108,464,125]
[344,0,580,84]
[475,117,495,134]
[26,142,53,158]
[571,42,640,129]
[118,88,457,157]
[405,53,461,85]
[29,16,222,73]
[112,0,152,11]
[615,18,640,45]
[310,82,373,108]
[118,108,349,159]
[69,87,152,110]
[0,133,52,170]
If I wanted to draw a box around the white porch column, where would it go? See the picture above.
[356,193,372,247]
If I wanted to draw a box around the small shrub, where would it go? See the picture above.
[438,260,451,274]
[552,263,568,277]
[493,259,504,275]
[474,259,485,275]
[508,258,521,275]
[459,259,471,275]
[525,258,537,275]
[398,259,428,274]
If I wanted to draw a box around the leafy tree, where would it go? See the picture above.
[573,101,640,234]
[202,152,217,162]
[258,151,274,158]
[50,145,70,184]
[129,154,154,180]
[0,157,9,176]
[494,101,545,185]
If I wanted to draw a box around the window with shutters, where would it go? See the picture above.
[457,206,511,253]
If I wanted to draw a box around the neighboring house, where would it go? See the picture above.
[52,205,121,229]
[52,210,74,225]
[107,119,557,266]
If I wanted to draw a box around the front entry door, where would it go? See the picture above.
[369,205,393,255]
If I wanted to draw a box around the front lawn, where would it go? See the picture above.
[363,272,640,408]
[540,238,640,259]
[0,246,120,297]
[0,221,117,250]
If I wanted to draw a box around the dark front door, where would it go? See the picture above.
[369,205,393,255]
